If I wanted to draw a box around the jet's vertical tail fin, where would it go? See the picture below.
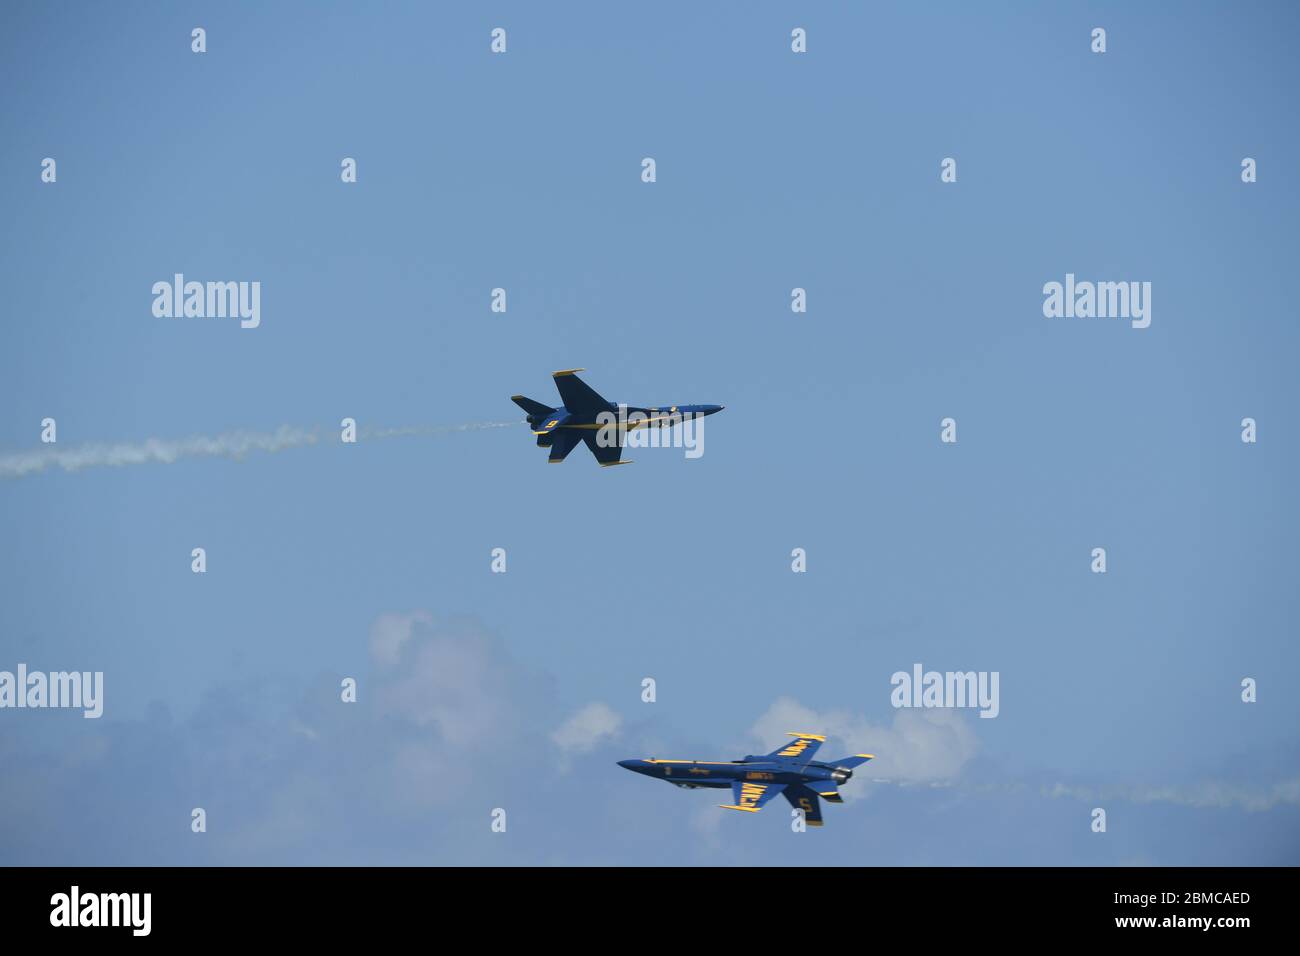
[547,430,583,463]
[582,432,631,467]
[782,784,825,827]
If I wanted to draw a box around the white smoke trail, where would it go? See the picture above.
[1039,778,1300,813]
[0,421,517,480]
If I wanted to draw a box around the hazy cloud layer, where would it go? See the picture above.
[1,616,1297,865]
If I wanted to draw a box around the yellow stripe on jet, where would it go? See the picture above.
[565,418,676,430]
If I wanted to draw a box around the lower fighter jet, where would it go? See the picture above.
[512,368,724,467]
[618,733,873,827]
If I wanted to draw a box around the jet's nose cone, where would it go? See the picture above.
[705,404,725,415]
[617,759,639,771]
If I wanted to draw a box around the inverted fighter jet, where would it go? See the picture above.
[617,733,874,827]
[511,369,724,467]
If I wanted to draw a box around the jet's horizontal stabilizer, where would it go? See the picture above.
[831,754,875,770]
[512,395,555,418]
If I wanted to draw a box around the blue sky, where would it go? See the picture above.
[1,1,1298,865]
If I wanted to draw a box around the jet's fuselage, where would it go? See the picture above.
[617,735,872,825]
[529,403,725,438]
[617,757,848,789]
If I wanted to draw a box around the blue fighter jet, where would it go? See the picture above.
[512,369,724,467]
[618,733,874,827]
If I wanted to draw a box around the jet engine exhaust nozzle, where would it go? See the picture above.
[832,768,853,785]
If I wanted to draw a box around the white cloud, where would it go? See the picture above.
[370,614,517,746]
[369,611,433,666]
[750,696,979,787]
[551,702,623,755]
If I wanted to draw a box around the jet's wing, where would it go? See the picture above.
[551,369,610,417]
[782,784,825,827]
[720,780,786,813]
[582,432,630,467]
[547,430,583,463]
[766,732,826,763]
